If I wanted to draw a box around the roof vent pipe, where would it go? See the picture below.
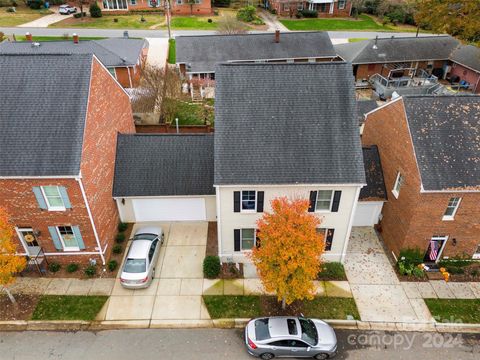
[372,35,378,50]
[275,29,280,43]
[73,33,79,44]
[25,32,32,42]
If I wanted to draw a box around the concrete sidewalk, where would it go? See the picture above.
[344,227,433,323]
[145,38,169,67]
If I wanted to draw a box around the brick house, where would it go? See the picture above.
[0,36,148,88]
[449,45,480,94]
[99,0,212,15]
[0,53,135,266]
[266,0,352,18]
[362,95,480,262]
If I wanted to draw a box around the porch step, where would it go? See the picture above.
[426,272,444,280]
[191,87,203,102]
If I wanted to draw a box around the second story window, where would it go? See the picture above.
[241,190,256,211]
[392,172,404,199]
[316,190,333,211]
[443,197,461,220]
[33,186,71,211]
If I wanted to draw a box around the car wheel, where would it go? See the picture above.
[260,353,274,360]
[314,354,329,360]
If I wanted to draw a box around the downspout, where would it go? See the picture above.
[340,186,362,264]
[127,67,133,88]
[77,176,105,265]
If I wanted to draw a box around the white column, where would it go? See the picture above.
[329,1,334,14]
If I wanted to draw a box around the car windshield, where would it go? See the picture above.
[123,258,146,273]
[254,318,270,341]
[133,233,157,241]
[299,319,318,346]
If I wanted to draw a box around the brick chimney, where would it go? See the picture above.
[275,30,280,43]
[25,32,32,42]
[73,33,79,44]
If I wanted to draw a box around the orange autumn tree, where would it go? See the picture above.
[0,207,26,304]
[249,197,325,309]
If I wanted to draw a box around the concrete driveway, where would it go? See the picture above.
[103,222,211,326]
[18,7,75,28]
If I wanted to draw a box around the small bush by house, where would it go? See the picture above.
[112,244,123,254]
[236,5,256,23]
[48,262,61,273]
[66,263,79,273]
[118,222,128,232]
[108,259,118,272]
[84,265,97,277]
[300,9,318,18]
[203,255,221,279]
[89,2,102,18]
[116,233,126,243]
[26,0,44,9]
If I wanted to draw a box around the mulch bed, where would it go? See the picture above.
[0,294,39,321]
[260,296,303,316]
[219,263,243,279]
[206,222,218,257]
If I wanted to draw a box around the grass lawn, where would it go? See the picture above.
[203,295,359,320]
[170,16,218,30]
[425,299,480,324]
[31,295,108,321]
[317,262,347,281]
[50,14,165,29]
[0,6,52,27]
[280,14,391,31]
[15,35,105,41]
[170,99,213,125]
[349,38,368,43]
[168,39,176,64]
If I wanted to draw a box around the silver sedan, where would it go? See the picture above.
[120,227,164,289]
[245,316,337,359]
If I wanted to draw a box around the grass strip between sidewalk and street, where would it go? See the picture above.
[168,38,176,64]
[425,299,480,324]
[203,295,359,320]
[31,295,108,321]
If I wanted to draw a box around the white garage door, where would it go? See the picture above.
[353,202,383,226]
[132,198,206,222]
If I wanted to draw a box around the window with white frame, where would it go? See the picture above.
[57,226,80,251]
[107,67,116,78]
[297,3,303,11]
[392,172,404,198]
[41,186,65,211]
[315,190,333,211]
[241,190,256,211]
[176,0,182,4]
[473,245,480,260]
[130,0,136,4]
[241,228,256,250]
[338,0,346,10]
[283,3,289,11]
[443,197,461,220]
[195,0,201,3]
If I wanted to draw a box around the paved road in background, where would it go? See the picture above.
[0,329,479,360]
[0,27,442,40]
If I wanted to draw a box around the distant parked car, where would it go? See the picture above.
[245,316,337,359]
[59,5,77,14]
[120,227,164,289]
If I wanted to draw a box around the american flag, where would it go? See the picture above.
[429,240,439,261]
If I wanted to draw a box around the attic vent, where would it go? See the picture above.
[122,57,127,63]
[31,42,41,47]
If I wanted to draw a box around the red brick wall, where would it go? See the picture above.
[99,0,212,15]
[450,63,480,93]
[81,58,136,263]
[0,179,97,263]
[362,98,480,260]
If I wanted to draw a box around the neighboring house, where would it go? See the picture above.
[448,44,480,93]
[266,0,352,17]
[99,0,212,15]
[362,95,480,262]
[335,36,460,81]
[176,31,339,99]
[214,62,365,275]
[0,36,148,88]
[0,53,135,266]
[353,146,387,226]
[113,134,216,222]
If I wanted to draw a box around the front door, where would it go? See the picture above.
[17,228,40,257]
[424,236,448,263]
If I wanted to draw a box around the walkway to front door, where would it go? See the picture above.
[344,227,433,323]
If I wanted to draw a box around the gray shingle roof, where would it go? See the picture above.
[0,38,146,66]
[214,62,366,185]
[449,44,480,73]
[176,32,336,73]
[360,146,387,201]
[113,134,215,197]
[357,99,378,125]
[0,54,92,176]
[403,95,480,191]
[335,36,460,64]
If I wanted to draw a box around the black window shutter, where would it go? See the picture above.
[256,230,261,248]
[233,191,240,212]
[308,191,317,212]
[257,191,264,212]
[325,229,334,251]
[234,229,241,251]
[331,191,342,212]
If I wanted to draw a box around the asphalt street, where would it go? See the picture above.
[0,329,479,360]
[0,27,442,40]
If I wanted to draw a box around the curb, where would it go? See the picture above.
[1,319,480,333]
